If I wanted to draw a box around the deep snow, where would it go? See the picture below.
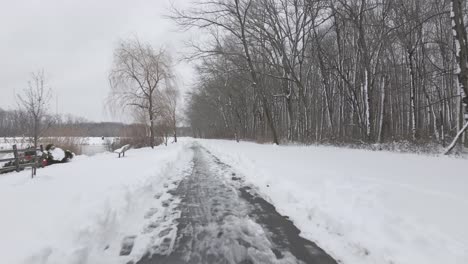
[0,141,193,264]
[1,138,466,264]
[197,139,468,264]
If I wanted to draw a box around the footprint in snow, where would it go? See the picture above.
[119,235,137,256]
[144,208,158,219]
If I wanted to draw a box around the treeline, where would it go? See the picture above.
[0,108,143,137]
[180,0,468,146]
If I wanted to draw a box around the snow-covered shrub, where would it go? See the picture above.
[45,144,74,163]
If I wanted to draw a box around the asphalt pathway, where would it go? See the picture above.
[135,144,337,264]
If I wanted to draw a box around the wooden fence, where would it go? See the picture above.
[0,144,44,177]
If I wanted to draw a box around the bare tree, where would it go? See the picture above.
[158,85,179,143]
[152,83,179,146]
[17,70,52,150]
[108,38,173,148]
[445,0,468,154]
[172,0,280,144]
[180,0,467,152]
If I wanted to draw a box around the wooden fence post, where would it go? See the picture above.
[13,145,20,172]
[32,146,37,178]
[40,145,44,168]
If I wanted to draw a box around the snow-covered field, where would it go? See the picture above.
[0,140,193,264]
[197,139,468,264]
[0,137,113,146]
[0,137,114,158]
[0,137,30,151]
[1,138,466,264]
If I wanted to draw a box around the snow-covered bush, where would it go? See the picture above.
[45,144,74,163]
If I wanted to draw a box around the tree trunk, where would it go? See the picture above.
[149,109,155,149]
[408,50,418,141]
[363,69,371,139]
[378,77,386,143]
[445,122,468,154]
[450,0,468,150]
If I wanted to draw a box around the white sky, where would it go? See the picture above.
[0,0,196,122]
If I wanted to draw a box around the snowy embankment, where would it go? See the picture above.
[0,141,193,264]
[197,139,468,264]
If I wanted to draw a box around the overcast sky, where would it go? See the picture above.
[0,0,195,122]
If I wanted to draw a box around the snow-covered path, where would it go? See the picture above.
[0,141,194,264]
[197,139,468,264]
[1,138,466,264]
[136,143,336,264]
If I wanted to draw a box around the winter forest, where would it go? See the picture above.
[182,0,468,149]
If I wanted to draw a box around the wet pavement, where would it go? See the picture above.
[135,144,337,264]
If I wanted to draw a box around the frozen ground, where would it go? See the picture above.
[197,139,468,264]
[0,137,112,157]
[0,137,30,151]
[0,139,336,264]
[0,141,194,264]
[0,137,112,145]
[1,138,466,264]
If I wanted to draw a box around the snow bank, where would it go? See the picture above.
[0,141,193,264]
[197,139,468,264]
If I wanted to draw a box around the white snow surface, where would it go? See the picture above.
[2,138,467,264]
[196,139,468,264]
[48,147,66,161]
[114,144,130,154]
[0,141,194,264]
[84,137,117,146]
